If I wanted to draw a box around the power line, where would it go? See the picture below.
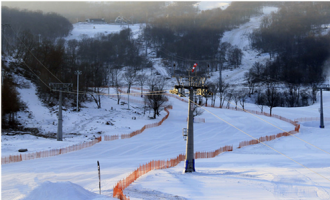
[181,96,330,183]
[225,100,330,156]
[9,26,63,83]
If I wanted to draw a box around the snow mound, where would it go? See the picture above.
[22,181,105,200]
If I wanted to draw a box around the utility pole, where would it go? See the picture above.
[172,63,209,173]
[315,84,330,128]
[49,83,73,141]
[127,87,130,110]
[75,71,82,111]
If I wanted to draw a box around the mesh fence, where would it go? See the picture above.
[113,145,233,200]
[1,137,102,165]
[104,106,172,141]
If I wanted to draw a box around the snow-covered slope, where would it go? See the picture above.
[2,88,330,199]
[3,6,330,200]
[209,6,279,85]
[65,22,142,41]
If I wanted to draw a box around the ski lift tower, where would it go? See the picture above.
[172,63,209,173]
[314,84,330,128]
[49,83,73,141]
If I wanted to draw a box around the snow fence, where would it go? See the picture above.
[1,137,102,165]
[112,92,303,200]
[104,105,172,141]
[113,146,233,200]
[294,117,330,122]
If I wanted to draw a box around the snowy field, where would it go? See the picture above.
[2,5,330,200]
[65,22,142,41]
[2,82,330,199]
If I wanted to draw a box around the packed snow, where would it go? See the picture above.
[2,5,330,200]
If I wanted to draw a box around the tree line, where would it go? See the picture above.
[2,6,73,42]
[144,2,262,72]
[249,2,330,85]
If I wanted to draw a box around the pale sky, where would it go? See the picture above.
[195,1,231,11]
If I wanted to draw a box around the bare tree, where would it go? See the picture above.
[239,89,249,110]
[225,89,233,109]
[90,63,106,109]
[255,89,265,112]
[123,68,137,109]
[244,71,256,97]
[144,76,168,119]
[265,83,280,116]
[110,68,122,105]
[192,100,205,117]
[207,83,217,107]
[232,90,240,110]
[228,45,243,69]
[136,73,147,97]
[283,83,301,107]
[218,80,229,108]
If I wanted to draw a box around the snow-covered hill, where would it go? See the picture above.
[2,6,330,200]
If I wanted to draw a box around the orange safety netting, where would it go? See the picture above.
[113,145,234,200]
[104,106,172,141]
[1,137,102,165]
[294,117,330,122]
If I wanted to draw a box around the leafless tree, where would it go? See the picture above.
[110,68,122,105]
[227,45,243,69]
[218,80,229,108]
[239,89,249,110]
[136,73,147,97]
[192,100,205,117]
[283,83,301,107]
[123,68,137,109]
[144,77,168,119]
[225,89,233,109]
[255,89,265,113]
[265,83,280,116]
[232,90,240,110]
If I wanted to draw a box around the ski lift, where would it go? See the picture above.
[182,128,187,141]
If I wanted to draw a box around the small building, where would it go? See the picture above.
[86,18,106,24]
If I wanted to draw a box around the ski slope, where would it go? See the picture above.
[2,5,330,200]
[2,85,330,199]
[209,6,279,85]
[65,22,142,41]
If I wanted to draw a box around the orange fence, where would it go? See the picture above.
[104,106,172,141]
[1,137,102,165]
[195,145,233,159]
[238,130,298,149]
[113,154,185,200]
[113,145,233,200]
[112,94,305,200]
[294,117,330,122]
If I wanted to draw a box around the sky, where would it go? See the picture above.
[195,1,231,10]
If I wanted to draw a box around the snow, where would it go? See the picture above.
[2,5,330,200]
[65,22,142,41]
[22,181,109,200]
[3,84,330,199]
[209,7,279,85]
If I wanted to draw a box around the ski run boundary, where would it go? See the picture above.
[3,89,309,200]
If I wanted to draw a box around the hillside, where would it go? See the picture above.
[2,5,330,200]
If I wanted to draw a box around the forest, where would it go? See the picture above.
[249,2,330,84]
[2,2,330,127]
